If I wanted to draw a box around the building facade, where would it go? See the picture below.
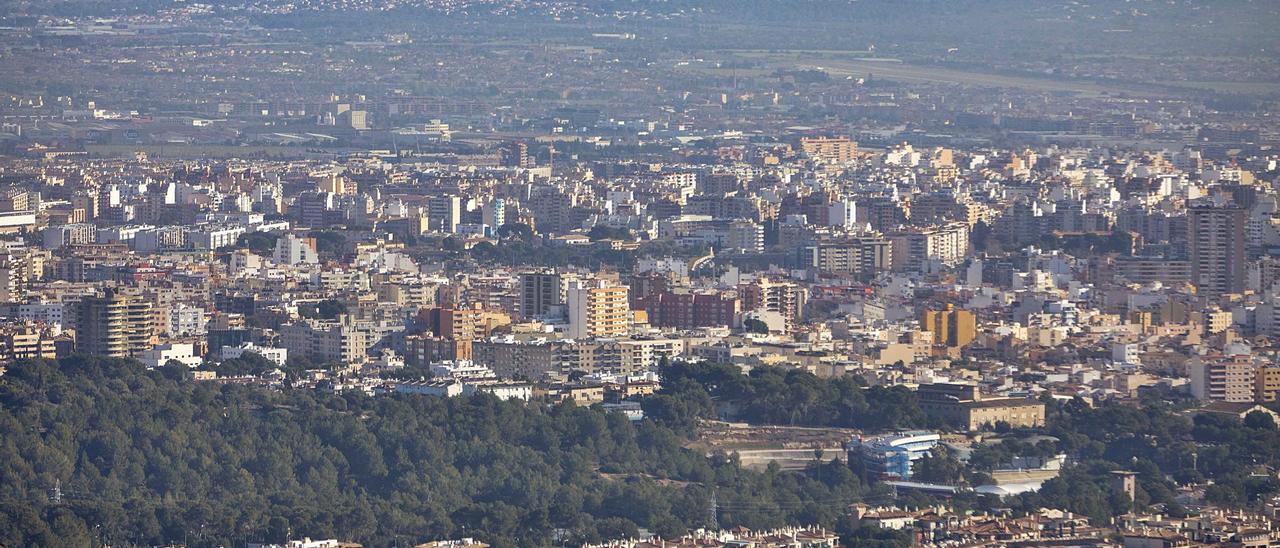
[75,289,154,357]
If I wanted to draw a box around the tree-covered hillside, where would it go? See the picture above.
[0,357,871,547]
[652,360,1280,521]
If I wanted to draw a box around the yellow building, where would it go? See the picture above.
[315,173,354,195]
[1205,308,1234,334]
[0,324,58,361]
[567,280,630,339]
[921,304,976,348]
[1256,366,1280,403]
[1128,310,1155,331]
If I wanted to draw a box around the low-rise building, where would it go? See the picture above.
[847,430,941,479]
[917,383,1046,431]
[0,323,58,361]
[220,342,288,367]
[140,342,202,368]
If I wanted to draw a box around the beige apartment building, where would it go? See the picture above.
[567,279,629,339]
[1189,354,1255,403]
[75,289,155,358]
[1255,365,1280,403]
[799,136,859,164]
[280,316,368,364]
[0,323,58,361]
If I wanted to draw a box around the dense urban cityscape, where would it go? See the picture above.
[1,0,1280,546]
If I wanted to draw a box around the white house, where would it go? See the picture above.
[220,343,288,367]
[141,343,202,369]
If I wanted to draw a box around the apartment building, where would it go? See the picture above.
[520,270,569,320]
[1189,354,1255,403]
[742,278,807,330]
[799,136,859,164]
[75,289,155,358]
[889,222,969,272]
[280,316,368,364]
[1188,205,1247,296]
[0,323,58,361]
[920,304,977,349]
[804,236,893,277]
[567,279,629,339]
[638,290,739,330]
[1255,365,1280,403]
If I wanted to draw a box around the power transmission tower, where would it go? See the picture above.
[707,489,719,531]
